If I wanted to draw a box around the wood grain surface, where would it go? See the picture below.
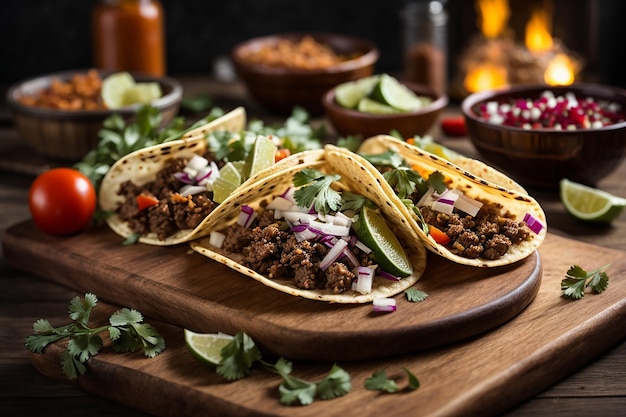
[3,220,540,361]
[16,231,626,417]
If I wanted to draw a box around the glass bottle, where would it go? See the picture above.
[401,0,448,95]
[92,0,166,76]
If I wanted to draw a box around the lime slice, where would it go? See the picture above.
[184,329,234,367]
[335,75,380,109]
[101,72,136,109]
[352,207,413,277]
[560,178,626,223]
[219,162,242,187]
[212,177,239,204]
[122,82,162,105]
[371,73,424,112]
[245,135,277,178]
[357,97,398,115]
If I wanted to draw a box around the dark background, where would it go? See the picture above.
[1,0,625,89]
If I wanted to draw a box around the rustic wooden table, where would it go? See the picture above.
[0,77,625,416]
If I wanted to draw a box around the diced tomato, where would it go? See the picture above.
[275,148,291,162]
[428,225,451,245]
[136,194,159,211]
[405,137,415,145]
[440,117,467,137]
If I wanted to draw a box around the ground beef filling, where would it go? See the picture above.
[116,156,218,240]
[419,199,532,260]
[221,210,375,293]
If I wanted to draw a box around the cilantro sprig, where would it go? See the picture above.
[561,264,610,299]
[25,293,165,379]
[293,169,342,215]
[365,368,420,393]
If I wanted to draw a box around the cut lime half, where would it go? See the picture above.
[184,329,234,367]
[122,82,162,105]
[245,135,277,178]
[352,207,413,277]
[357,97,398,115]
[560,178,626,223]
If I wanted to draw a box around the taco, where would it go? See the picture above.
[190,149,427,303]
[98,107,319,245]
[324,136,547,267]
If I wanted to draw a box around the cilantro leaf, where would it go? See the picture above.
[405,288,429,302]
[336,135,363,152]
[360,150,406,168]
[315,364,352,400]
[216,332,262,381]
[24,293,165,380]
[383,168,423,199]
[293,169,342,215]
[365,368,420,393]
[561,264,611,299]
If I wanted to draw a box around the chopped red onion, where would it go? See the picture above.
[523,212,544,234]
[237,205,257,227]
[379,270,401,281]
[352,266,374,294]
[174,171,195,185]
[342,246,359,268]
[319,238,348,270]
[179,185,207,197]
[451,190,483,217]
[372,298,397,313]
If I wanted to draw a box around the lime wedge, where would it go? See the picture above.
[560,178,626,223]
[101,72,136,109]
[122,82,162,105]
[335,75,380,109]
[219,162,242,187]
[212,177,239,204]
[357,97,398,115]
[352,207,413,277]
[184,329,234,367]
[371,73,425,112]
[245,135,277,178]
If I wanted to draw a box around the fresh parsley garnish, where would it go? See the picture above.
[293,169,342,215]
[405,288,429,302]
[365,368,420,393]
[25,293,165,379]
[213,331,351,406]
[561,264,610,299]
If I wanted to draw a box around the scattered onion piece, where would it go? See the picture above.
[379,270,401,281]
[209,231,226,248]
[319,238,348,270]
[372,297,397,313]
[523,212,544,234]
[352,266,374,294]
[237,205,257,227]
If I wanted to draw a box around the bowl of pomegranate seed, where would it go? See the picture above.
[461,83,626,189]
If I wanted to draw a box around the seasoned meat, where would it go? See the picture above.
[115,155,218,240]
[420,198,533,261]
[219,210,366,293]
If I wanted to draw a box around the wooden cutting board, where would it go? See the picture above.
[3,220,540,361]
[3,221,626,416]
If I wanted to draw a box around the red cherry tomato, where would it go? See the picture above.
[28,168,97,235]
[440,117,467,137]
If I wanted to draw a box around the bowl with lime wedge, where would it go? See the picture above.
[322,73,448,139]
[7,69,182,161]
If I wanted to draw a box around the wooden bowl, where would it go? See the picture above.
[6,69,182,161]
[462,83,626,189]
[322,81,448,138]
[231,32,379,115]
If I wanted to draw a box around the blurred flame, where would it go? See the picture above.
[464,64,508,93]
[525,4,553,52]
[544,53,576,85]
[476,0,510,38]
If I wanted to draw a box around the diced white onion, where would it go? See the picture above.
[355,240,372,254]
[187,155,209,171]
[372,297,397,313]
[267,196,295,211]
[179,185,208,197]
[282,211,316,224]
[294,228,318,242]
[209,231,226,248]
[237,205,257,227]
[451,190,483,217]
[309,221,351,237]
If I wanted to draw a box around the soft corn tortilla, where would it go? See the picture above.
[99,107,317,246]
[324,137,547,267]
[190,150,427,303]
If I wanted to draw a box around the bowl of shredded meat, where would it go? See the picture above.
[231,32,379,115]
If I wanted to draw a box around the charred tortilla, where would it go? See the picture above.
[190,150,427,303]
[324,137,547,267]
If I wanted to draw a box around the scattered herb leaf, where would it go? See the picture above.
[405,288,429,302]
[561,264,610,299]
[293,169,342,215]
[25,293,165,379]
[365,368,420,393]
